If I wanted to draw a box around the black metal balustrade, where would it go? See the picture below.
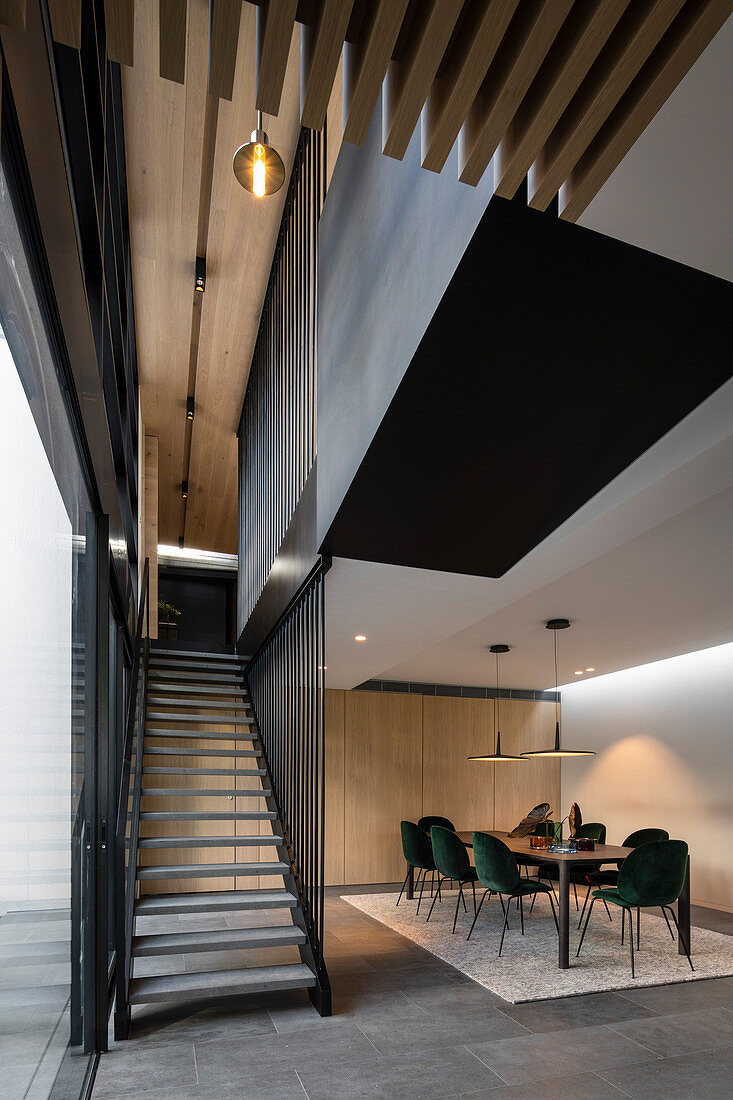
[114,559,149,1039]
[238,127,327,625]
[246,557,331,1012]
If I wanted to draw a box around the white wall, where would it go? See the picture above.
[561,643,733,912]
[0,333,72,913]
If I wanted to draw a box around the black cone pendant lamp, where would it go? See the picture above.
[468,645,527,762]
[521,619,596,758]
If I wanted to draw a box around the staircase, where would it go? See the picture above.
[125,645,323,1012]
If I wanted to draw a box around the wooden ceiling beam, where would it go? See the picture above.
[160,0,187,84]
[382,0,464,161]
[528,0,686,211]
[208,0,241,100]
[48,0,82,48]
[300,0,353,131]
[560,0,733,222]
[256,0,298,115]
[104,0,135,67]
[342,0,410,146]
[421,0,519,174]
[494,0,631,200]
[0,0,25,30]
[458,0,572,187]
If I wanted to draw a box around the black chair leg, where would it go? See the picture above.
[471,878,477,916]
[573,880,579,911]
[453,884,465,934]
[576,896,596,956]
[637,907,641,950]
[660,905,675,941]
[628,907,635,978]
[577,884,591,929]
[425,876,444,923]
[667,906,695,972]
[416,869,428,916]
[498,898,512,956]
[519,894,525,935]
[621,907,625,945]
[603,899,613,922]
[467,889,489,941]
[460,883,468,913]
[548,892,559,934]
[396,865,412,907]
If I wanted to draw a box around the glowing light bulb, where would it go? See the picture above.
[253,144,266,197]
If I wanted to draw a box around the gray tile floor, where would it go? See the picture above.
[92,889,733,1100]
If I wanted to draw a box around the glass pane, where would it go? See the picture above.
[0,165,95,1097]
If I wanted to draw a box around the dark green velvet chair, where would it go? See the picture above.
[469,831,558,955]
[578,827,670,931]
[577,839,693,978]
[397,820,439,914]
[425,826,478,933]
[418,815,455,832]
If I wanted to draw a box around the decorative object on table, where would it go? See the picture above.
[468,644,527,763]
[158,597,182,640]
[574,836,595,851]
[569,802,582,837]
[521,620,596,757]
[553,820,564,845]
[508,802,554,838]
[529,835,551,849]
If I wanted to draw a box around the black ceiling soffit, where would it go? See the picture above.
[322,195,733,578]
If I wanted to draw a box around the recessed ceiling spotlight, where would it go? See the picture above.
[574,670,583,675]
[585,667,595,672]
[318,665,328,671]
[354,635,367,642]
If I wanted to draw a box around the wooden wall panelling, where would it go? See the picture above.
[48,0,82,48]
[528,0,686,211]
[382,0,464,161]
[300,0,353,130]
[342,0,410,145]
[560,0,733,222]
[458,0,573,186]
[492,699,560,832]
[494,0,631,199]
[344,691,423,884]
[159,0,187,84]
[421,0,518,173]
[324,689,345,885]
[421,696,496,835]
[104,0,135,66]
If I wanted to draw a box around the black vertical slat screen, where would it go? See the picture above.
[238,127,326,627]
[246,561,328,977]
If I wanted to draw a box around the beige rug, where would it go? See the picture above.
[342,889,733,1003]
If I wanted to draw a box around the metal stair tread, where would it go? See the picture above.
[145,729,256,739]
[142,767,267,777]
[129,963,315,1003]
[141,787,271,797]
[147,698,251,709]
[132,925,306,956]
[138,834,283,848]
[150,648,241,661]
[134,890,296,916]
[137,861,289,879]
[146,713,254,723]
[143,746,262,758]
[148,683,248,696]
[139,811,277,821]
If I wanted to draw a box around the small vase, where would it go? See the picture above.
[553,821,563,845]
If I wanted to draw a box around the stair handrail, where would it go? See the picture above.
[114,557,150,1038]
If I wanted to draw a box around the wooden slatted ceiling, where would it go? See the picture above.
[18,0,726,551]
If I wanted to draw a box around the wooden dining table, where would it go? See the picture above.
[407,830,691,970]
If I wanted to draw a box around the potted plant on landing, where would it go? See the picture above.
[158,597,182,640]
